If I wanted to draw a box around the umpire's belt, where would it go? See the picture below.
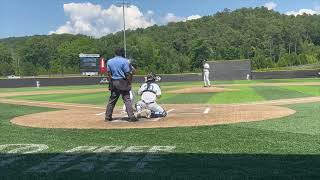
[111,78,126,81]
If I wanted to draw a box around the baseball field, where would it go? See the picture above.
[1,78,320,179]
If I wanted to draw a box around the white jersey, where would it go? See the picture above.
[203,63,210,72]
[138,83,161,103]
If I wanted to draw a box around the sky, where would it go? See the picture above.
[1,0,320,39]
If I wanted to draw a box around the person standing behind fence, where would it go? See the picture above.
[105,48,138,122]
[203,60,211,87]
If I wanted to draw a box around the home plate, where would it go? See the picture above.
[110,120,129,123]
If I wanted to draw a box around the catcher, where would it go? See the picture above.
[135,72,167,119]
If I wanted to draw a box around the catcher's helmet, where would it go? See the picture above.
[128,59,137,69]
[146,72,156,82]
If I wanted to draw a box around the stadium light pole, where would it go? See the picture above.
[116,0,130,57]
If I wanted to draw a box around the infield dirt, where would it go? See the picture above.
[1,82,320,129]
[2,97,317,129]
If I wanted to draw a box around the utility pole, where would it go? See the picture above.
[116,0,130,57]
[10,49,20,76]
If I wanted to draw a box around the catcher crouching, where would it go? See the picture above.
[135,72,167,119]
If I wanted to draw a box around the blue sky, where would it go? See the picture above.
[1,0,320,38]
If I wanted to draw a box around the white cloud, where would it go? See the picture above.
[186,15,202,21]
[50,3,155,37]
[162,13,201,23]
[286,9,320,16]
[264,2,277,10]
[163,13,185,23]
[50,2,202,37]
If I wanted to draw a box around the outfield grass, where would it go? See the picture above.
[1,101,320,179]
[282,86,320,96]
[252,86,311,100]
[0,85,106,93]
[234,102,320,135]
[208,86,264,104]
[1,78,320,179]
[7,85,320,105]
[0,78,319,93]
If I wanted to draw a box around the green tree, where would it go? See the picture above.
[190,39,212,70]
[0,44,14,75]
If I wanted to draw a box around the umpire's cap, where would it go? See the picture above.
[115,48,125,57]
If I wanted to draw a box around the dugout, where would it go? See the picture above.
[208,59,251,80]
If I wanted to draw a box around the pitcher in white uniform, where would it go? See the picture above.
[203,60,211,87]
[135,73,166,119]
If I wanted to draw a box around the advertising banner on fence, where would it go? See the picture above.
[99,58,106,74]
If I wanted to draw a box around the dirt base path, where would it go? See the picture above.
[1,96,319,129]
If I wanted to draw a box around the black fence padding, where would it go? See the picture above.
[208,60,252,80]
[252,70,320,79]
[1,69,319,88]
[0,74,203,88]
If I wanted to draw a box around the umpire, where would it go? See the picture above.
[105,48,138,122]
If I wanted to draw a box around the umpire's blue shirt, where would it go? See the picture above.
[107,56,131,80]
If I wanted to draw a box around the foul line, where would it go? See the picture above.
[96,112,106,116]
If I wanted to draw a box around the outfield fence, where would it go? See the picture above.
[0,70,319,88]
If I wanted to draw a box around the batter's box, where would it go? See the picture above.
[167,106,211,116]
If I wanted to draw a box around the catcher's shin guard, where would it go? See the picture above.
[150,110,167,118]
[135,103,142,112]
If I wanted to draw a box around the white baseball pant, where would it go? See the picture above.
[203,71,210,86]
[122,90,134,112]
[136,100,165,114]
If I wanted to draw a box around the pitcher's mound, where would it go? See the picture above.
[167,87,237,94]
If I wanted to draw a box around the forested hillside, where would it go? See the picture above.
[1,7,320,76]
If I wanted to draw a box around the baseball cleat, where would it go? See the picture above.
[104,116,112,122]
[128,116,138,122]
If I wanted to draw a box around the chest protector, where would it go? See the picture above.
[141,83,157,103]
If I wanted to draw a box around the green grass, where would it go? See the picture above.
[219,78,320,84]
[8,92,109,105]
[7,85,320,106]
[253,78,320,83]
[282,86,320,96]
[1,102,320,179]
[252,86,311,100]
[1,78,320,94]
[159,93,214,104]
[2,79,320,179]
[0,85,106,93]
[234,102,320,135]
[0,102,319,153]
[209,86,264,104]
